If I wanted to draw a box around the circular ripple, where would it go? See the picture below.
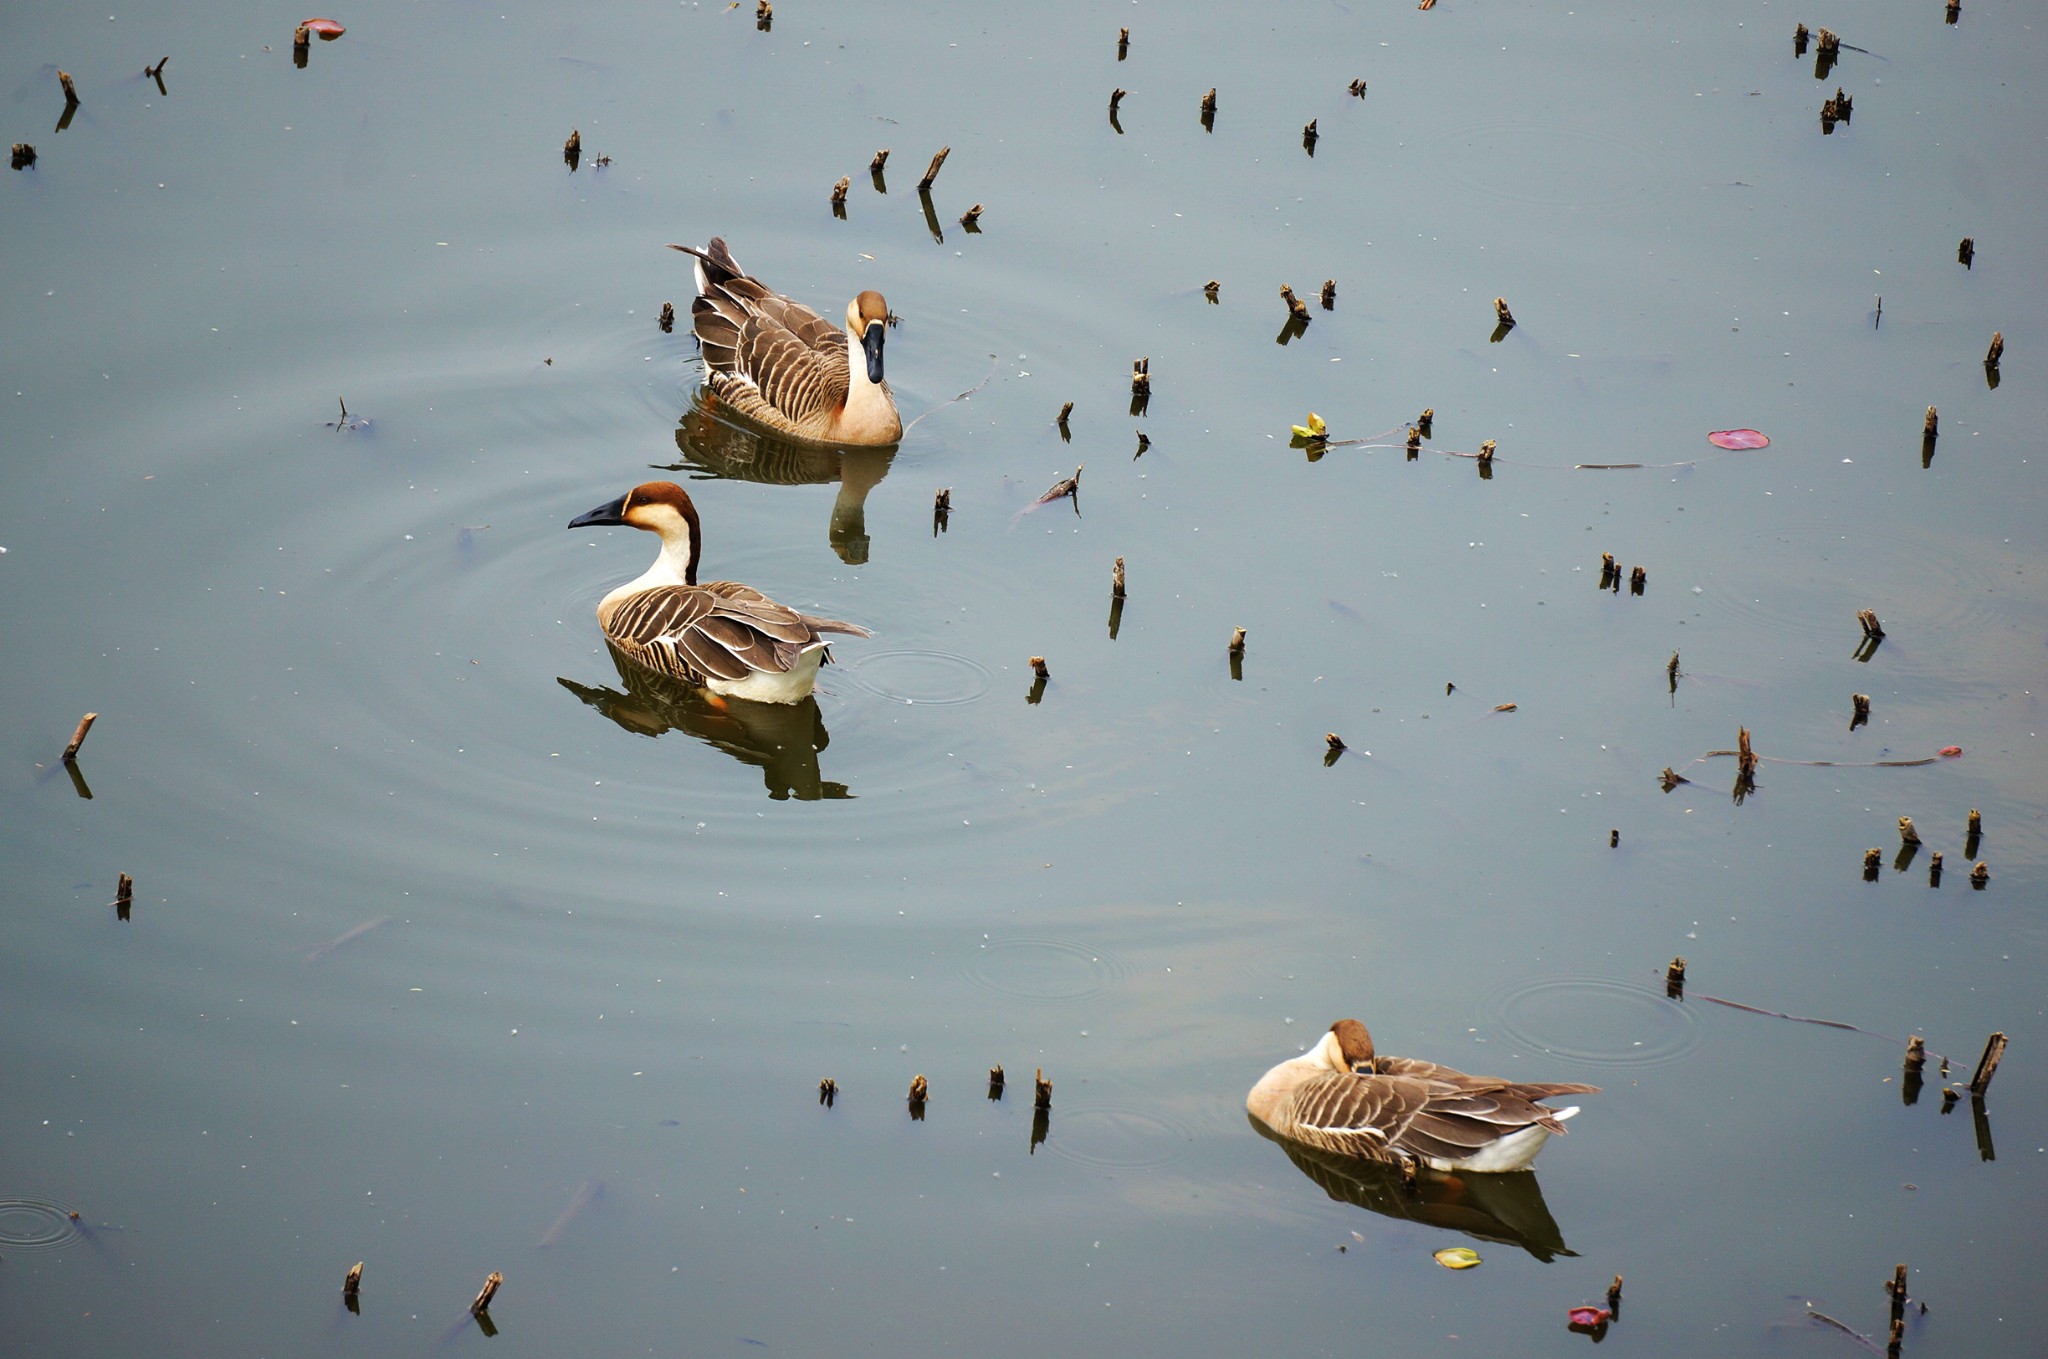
[1695,521,2025,645]
[842,649,993,706]
[0,1198,83,1252]
[962,938,1134,1002]
[1479,975,1702,1068]
[1037,1106,1195,1172]
[1435,123,1660,208]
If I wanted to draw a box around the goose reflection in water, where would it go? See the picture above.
[1250,1118,1577,1261]
[668,399,896,566]
[559,644,851,801]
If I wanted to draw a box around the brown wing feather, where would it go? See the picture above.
[1286,1070,1596,1164]
[603,583,869,687]
[680,241,852,438]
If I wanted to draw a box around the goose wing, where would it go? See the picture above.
[677,239,850,420]
[607,582,868,683]
[1289,1072,1598,1164]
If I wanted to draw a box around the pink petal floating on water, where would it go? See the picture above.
[1939,746,1963,757]
[302,17,346,37]
[1707,428,1770,450]
[1568,1306,1613,1327]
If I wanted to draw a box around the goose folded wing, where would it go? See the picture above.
[1289,1073,1436,1156]
[1390,1082,1598,1164]
[738,312,848,420]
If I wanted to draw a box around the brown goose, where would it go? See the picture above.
[1247,1019,1598,1173]
[669,237,902,446]
[567,481,867,704]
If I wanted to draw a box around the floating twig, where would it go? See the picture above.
[470,1272,503,1316]
[63,711,99,761]
[58,69,80,105]
[1348,78,1367,97]
[917,146,950,191]
[536,1180,603,1249]
[1969,1032,2006,1093]
[1034,465,1082,507]
[958,203,983,229]
[1985,331,2003,366]
[1807,1308,1885,1356]
[306,916,390,963]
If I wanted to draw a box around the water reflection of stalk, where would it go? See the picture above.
[558,644,850,801]
[668,400,896,566]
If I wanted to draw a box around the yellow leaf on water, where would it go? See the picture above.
[1306,411,1326,435]
[1433,1247,1482,1269]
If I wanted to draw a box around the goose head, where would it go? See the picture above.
[847,290,891,385]
[569,480,703,585]
[1329,1018,1378,1073]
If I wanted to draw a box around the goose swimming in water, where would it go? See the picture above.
[1247,1019,1598,1174]
[568,480,867,704]
[669,237,903,446]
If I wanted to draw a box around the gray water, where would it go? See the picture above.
[4,2,2045,1355]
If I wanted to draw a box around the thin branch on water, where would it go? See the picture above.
[902,353,1000,435]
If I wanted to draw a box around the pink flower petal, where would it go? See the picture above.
[1568,1306,1612,1327]
[1939,746,1963,758]
[1708,428,1770,450]
[302,17,346,37]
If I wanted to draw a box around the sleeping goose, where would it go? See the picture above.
[669,237,903,446]
[567,481,867,704]
[1247,1019,1598,1174]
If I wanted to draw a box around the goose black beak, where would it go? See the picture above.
[569,493,629,529]
[860,322,886,385]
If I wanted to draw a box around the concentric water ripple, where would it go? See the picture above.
[962,938,1135,1002]
[842,649,994,706]
[1477,975,1702,1068]
[1037,1106,1195,1172]
[0,1198,83,1252]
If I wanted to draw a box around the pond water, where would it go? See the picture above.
[4,2,2044,1355]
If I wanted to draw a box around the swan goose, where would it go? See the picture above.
[669,237,902,446]
[568,480,867,704]
[1247,1019,1598,1174]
